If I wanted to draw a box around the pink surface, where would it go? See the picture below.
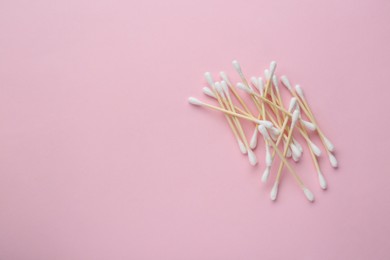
[1,0,390,259]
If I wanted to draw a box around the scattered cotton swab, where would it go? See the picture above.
[189,60,337,203]
[188,97,265,124]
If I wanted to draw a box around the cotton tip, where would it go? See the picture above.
[309,141,322,157]
[303,188,315,202]
[250,77,258,88]
[238,140,247,154]
[261,167,270,183]
[323,136,335,152]
[281,75,292,91]
[291,110,300,128]
[270,182,279,201]
[288,98,297,112]
[290,143,301,158]
[257,77,264,95]
[204,72,214,87]
[221,80,229,93]
[236,82,253,94]
[328,152,338,168]
[220,81,231,99]
[257,120,273,129]
[214,82,225,98]
[247,149,257,166]
[258,125,270,140]
[188,97,203,106]
[270,127,280,136]
[265,144,272,167]
[249,129,258,149]
[292,151,300,162]
[270,131,278,141]
[214,81,222,92]
[296,104,300,113]
[202,87,216,99]
[318,171,327,190]
[219,71,232,86]
[293,138,303,152]
[301,120,316,131]
[269,61,277,76]
[264,69,270,80]
[232,60,242,73]
[272,75,279,92]
[295,85,304,99]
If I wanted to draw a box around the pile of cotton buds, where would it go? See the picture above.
[188,60,337,202]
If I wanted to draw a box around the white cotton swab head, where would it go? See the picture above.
[309,140,322,156]
[204,72,214,87]
[272,75,280,93]
[247,149,257,166]
[265,144,272,166]
[221,81,230,98]
[288,98,297,112]
[202,87,216,98]
[329,152,338,168]
[236,82,254,94]
[290,143,302,159]
[318,170,327,189]
[250,77,258,88]
[323,136,335,152]
[293,138,303,153]
[249,129,258,149]
[295,103,301,113]
[301,119,316,131]
[270,127,281,136]
[219,71,232,87]
[232,60,243,74]
[270,181,279,201]
[270,131,278,141]
[214,82,225,99]
[221,80,230,99]
[258,120,273,129]
[269,61,277,77]
[281,75,292,91]
[291,110,300,128]
[303,188,315,202]
[238,140,247,154]
[264,69,270,81]
[262,167,270,183]
[258,125,270,140]
[257,77,264,95]
[295,85,304,100]
[292,151,299,162]
[188,97,203,106]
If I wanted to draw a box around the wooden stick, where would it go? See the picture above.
[273,112,300,187]
[249,91,292,117]
[189,98,262,125]
[211,89,247,153]
[219,91,251,151]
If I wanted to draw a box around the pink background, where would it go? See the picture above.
[1,0,390,259]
